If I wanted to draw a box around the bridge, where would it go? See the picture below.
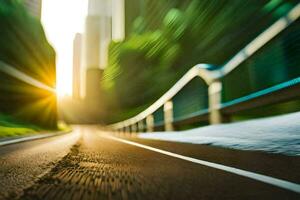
[0,1,300,200]
[108,4,300,133]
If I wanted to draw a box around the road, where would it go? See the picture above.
[0,126,299,200]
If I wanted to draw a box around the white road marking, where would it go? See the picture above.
[0,131,71,147]
[103,134,300,194]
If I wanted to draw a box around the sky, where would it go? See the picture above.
[41,0,88,97]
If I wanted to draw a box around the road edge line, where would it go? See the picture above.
[103,134,300,194]
[0,130,72,147]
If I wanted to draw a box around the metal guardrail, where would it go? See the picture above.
[0,61,55,93]
[109,3,300,132]
[221,3,300,76]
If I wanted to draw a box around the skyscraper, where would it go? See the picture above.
[85,0,113,70]
[83,0,107,104]
[85,0,125,70]
[22,0,42,19]
[112,0,125,41]
[73,33,82,100]
[81,0,111,121]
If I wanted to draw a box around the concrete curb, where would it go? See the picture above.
[0,130,72,147]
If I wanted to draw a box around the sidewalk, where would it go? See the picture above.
[139,112,300,156]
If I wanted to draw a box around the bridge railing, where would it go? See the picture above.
[108,3,300,133]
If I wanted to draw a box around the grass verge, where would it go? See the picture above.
[0,114,41,138]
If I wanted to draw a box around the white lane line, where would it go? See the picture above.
[103,134,300,194]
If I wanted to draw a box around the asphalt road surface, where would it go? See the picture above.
[0,126,299,200]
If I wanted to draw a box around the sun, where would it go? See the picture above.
[41,0,88,98]
[56,84,71,97]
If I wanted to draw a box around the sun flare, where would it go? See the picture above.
[41,0,88,97]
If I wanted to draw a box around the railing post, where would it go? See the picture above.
[208,81,223,124]
[146,115,154,132]
[131,123,138,133]
[138,121,144,132]
[164,100,174,131]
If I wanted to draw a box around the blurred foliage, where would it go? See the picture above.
[0,0,57,129]
[0,0,56,85]
[102,0,298,123]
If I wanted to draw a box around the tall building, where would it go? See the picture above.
[22,0,42,19]
[81,0,113,120]
[72,33,82,100]
[85,0,113,70]
[80,0,126,121]
[112,0,125,41]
